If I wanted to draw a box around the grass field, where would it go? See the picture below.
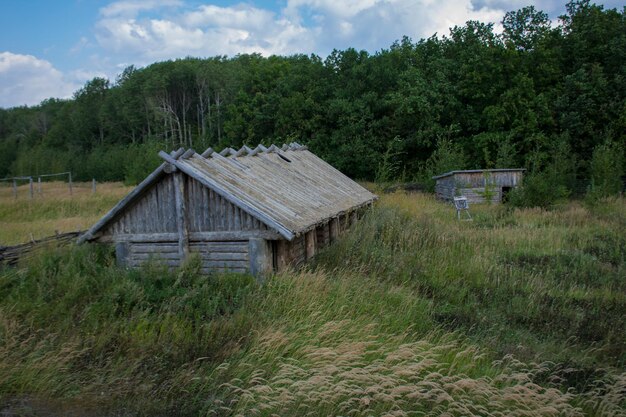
[0,181,133,245]
[0,185,624,416]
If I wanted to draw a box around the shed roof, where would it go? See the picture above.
[80,143,376,243]
[432,168,525,180]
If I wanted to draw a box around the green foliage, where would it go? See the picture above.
[509,139,578,207]
[586,140,625,201]
[374,136,404,184]
[420,137,467,191]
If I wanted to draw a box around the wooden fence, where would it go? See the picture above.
[0,172,99,199]
[0,231,84,266]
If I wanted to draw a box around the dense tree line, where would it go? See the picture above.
[0,1,624,201]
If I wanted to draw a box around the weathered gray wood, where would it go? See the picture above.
[78,148,186,244]
[38,177,42,195]
[202,260,249,269]
[127,259,180,268]
[249,238,271,278]
[131,252,180,260]
[174,172,190,261]
[329,218,339,242]
[181,149,196,159]
[191,230,271,240]
[163,163,177,173]
[196,252,249,261]
[92,178,96,194]
[159,151,295,240]
[108,231,281,244]
[305,229,316,260]
[115,242,129,267]
[130,244,178,254]
[29,177,33,199]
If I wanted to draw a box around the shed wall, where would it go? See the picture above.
[101,173,270,274]
[123,239,249,274]
[435,171,523,203]
[101,174,178,236]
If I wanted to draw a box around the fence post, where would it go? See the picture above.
[38,177,42,196]
[92,178,96,194]
[68,172,73,196]
[29,177,34,199]
[12,179,17,199]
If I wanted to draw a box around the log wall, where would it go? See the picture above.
[121,239,250,274]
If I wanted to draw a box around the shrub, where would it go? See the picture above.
[509,139,577,208]
[419,138,467,192]
[586,140,624,201]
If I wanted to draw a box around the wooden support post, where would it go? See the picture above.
[329,218,339,243]
[275,240,289,271]
[28,177,33,199]
[92,178,96,194]
[350,210,358,226]
[38,177,42,196]
[249,238,272,280]
[305,229,317,260]
[12,179,17,199]
[68,172,73,196]
[174,172,190,262]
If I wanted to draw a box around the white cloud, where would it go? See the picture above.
[93,0,510,66]
[0,52,81,108]
[286,0,506,51]
[95,3,315,62]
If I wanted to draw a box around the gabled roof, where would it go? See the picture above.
[432,168,526,180]
[80,143,377,243]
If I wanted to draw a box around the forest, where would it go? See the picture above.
[0,1,624,203]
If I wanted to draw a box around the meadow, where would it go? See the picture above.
[0,184,624,416]
[0,181,132,245]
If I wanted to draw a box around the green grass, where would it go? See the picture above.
[0,192,624,416]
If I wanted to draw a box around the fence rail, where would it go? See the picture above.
[0,231,84,266]
[0,172,100,199]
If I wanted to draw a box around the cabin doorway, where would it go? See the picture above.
[501,186,512,202]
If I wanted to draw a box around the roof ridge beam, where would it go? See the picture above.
[181,149,196,159]
[201,147,214,157]
[249,145,265,156]
[169,148,185,159]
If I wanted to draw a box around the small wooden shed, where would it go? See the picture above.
[433,169,524,203]
[79,143,376,276]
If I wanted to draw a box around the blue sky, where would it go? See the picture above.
[0,0,623,108]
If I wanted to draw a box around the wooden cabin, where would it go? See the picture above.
[79,143,377,276]
[433,169,524,204]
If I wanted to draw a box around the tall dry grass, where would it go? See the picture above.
[0,181,132,245]
[0,189,624,416]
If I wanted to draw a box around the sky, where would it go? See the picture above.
[0,0,622,108]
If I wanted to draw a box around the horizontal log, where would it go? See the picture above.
[130,244,178,253]
[127,259,181,268]
[107,230,281,243]
[131,252,180,260]
[194,252,249,261]
[190,243,248,253]
[201,260,248,269]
